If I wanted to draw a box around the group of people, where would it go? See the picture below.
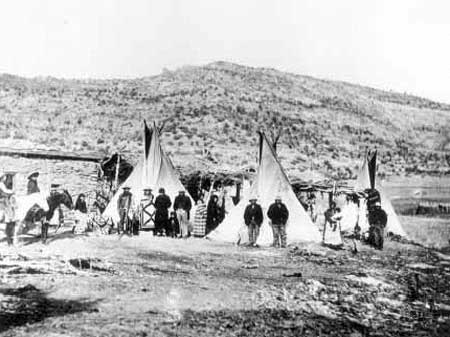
[116,185,229,239]
[0,171,44,222]
[322,188,388,250]
[117,186,191,237]
[0,169,389,251]
[243,196,289,248]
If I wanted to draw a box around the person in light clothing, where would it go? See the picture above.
[0,171,17,245]
[193,197,207,237]
[117,186,133,234]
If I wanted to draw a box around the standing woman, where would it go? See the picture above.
[205,195,222,235]
[74,193,88,213]
[0,172,17,245]
[73,193,88,233]
[27,172,40,195]
[193,196,207,237]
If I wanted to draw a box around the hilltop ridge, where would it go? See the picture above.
[1,61,450,179]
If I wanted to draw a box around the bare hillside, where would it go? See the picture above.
[1,61,450,179]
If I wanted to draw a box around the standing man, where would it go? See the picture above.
[154,188,171,236]
[174,190,192,238]
[49,183,65,230]
[117,186,133,234]
[243,196,263,246]
[0,171,17,245]
[368,201,388,250]
[267,196,289,248]
[27,172,40,195]
[138,188,154,234]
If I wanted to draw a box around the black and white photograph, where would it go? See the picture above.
[1,0,450,336]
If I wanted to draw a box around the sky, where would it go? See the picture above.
[0,0,449,103]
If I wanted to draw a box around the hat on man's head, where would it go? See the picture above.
[51,183,61,189]
[28,172,39,179]
[249,194,258,201]
[179,190,185,193]
[143,187,152,191]
[275,195,282,201]
[122,186,131,190]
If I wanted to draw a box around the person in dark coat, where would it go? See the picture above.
[243,197,263,246]
[368,201,388,250]
[174,190,192,237]
[74,193,88,213]
[27,172,40,195]
[206,195,222,235]
[154,188,171,236]
[366,188,381,211]
[117,186,133,234]
[267,196,289,248]
[173,190,192,218]
[167,211,179,238]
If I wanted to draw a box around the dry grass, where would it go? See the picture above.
[400,215,450,249]
[1,62,450,179]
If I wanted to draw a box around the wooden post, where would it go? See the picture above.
[234,181,241,205]
[328,191,333,208]
[114,153,121,192]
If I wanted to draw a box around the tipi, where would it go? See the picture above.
[103,121,193,223]
[207,132,321,245]
[354,150,407,237]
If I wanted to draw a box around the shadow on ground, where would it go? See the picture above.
[0,284,99,333]
[138,252,194,265]
[18,229,86,246]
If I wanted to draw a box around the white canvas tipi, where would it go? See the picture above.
[103,122,193,223]
[208,133,321,245]
[354,152,407,237]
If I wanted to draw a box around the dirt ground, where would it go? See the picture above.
[1,230,450,337]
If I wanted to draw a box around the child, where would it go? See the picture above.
[167,211,180,238]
